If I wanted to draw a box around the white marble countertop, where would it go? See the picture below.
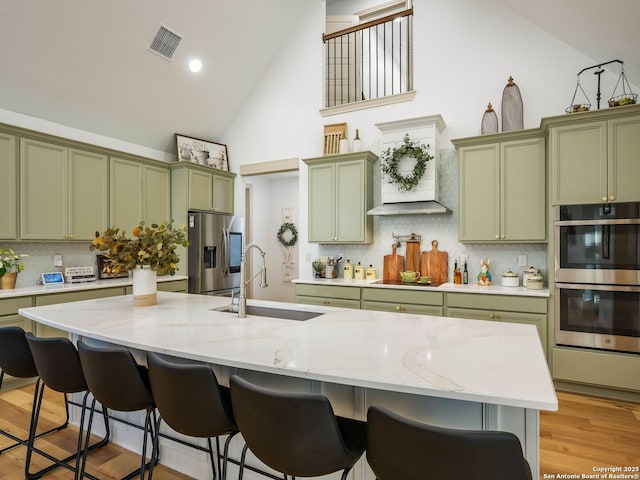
[293,277,550,297]
[0,275,188,299]
[19,291,557,411]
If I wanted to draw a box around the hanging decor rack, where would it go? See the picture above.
[566,59,637,114]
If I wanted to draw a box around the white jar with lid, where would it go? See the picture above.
[526,272,544,290]
[522,266,538,287]
[501,271,519,287]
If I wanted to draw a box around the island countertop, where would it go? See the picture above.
[18,291,557,411]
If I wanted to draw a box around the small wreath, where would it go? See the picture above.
[277,222,298,247]
[381,134,433,191]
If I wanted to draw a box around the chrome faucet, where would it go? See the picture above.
[238,243,268,318]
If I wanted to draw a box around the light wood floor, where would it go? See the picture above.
[1,385,639,479]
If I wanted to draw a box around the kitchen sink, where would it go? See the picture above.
[211,304,324,321]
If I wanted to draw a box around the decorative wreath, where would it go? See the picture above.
[381,134,433,191]
[277,222,298,247]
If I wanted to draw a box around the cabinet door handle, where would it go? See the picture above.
[396,305,401,311]
[602,196,607,202]
[609,195,615,201]
[323,299,330,305]
[500,235,505,239]
[489,313,494,319]
[495,313,501,320]
[495,234,500,239]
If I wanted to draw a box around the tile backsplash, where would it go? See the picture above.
[318,148,547,283]
[1,242,106,288]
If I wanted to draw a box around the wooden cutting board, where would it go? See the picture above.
[383,244,404,282]
[405,236,421,272]
[420,240,448,284]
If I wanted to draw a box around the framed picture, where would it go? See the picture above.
[175,133,229,171]
[96,255,128,279]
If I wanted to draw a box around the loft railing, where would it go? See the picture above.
[323,8,413,108]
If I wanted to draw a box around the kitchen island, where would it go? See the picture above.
[19,291,556,479]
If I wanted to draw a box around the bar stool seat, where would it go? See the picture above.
[230,374,366,480]
[25,333,110,480]
[0,327,69,458]
[77,339,157,480]
[366,405,533,480]
[146,352,239,480]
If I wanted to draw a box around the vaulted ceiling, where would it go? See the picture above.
[1,0,638,155]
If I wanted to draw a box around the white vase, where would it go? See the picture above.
[339,138,350,154]
[132,266,157,307]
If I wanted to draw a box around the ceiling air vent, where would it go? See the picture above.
[148,25,182,60]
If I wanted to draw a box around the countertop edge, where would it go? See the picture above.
[293,278,550,297]
[19,292,558,412]
[0,275,188,299]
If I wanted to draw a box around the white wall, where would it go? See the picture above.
[246,176,300,302]
[222,0,624,282]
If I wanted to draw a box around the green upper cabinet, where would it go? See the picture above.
[607,115,640,203]
[304,151,377,244]
[143,163,171,224]
[110,157,170,231]
[0,133,17,239]
[170,162,236,216]
[548,109,640,205]
[455,133,546,242]
[20,139,108,240]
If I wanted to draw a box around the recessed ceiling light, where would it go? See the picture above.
[189,59,202,73]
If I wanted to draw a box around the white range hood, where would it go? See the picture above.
[368,115,451,216]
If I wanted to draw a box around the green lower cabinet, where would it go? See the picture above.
[361,288,444,316]
[553,347,640,392]
[295,284,361,309]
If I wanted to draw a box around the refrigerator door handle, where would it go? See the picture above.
[221,228,229,276]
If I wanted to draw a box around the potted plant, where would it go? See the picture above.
[90,220,190,306]
[0,247,29,289]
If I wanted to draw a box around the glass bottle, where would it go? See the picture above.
[453,260,462,284]
[352,129,362,152]
[463,261,468,284]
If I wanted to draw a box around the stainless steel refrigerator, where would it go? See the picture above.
[187,212,244,296]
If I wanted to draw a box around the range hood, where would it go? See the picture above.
[368,115,451,216]
[367,200,450,215]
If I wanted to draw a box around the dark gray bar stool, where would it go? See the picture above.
[230,375,366,480]
[146,352,239,480]
[25,333,110,480]
[0,327,69,456]
[366,405,533,480]
[77,339,157,480]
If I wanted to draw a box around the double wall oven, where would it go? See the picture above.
[554,202,640,354]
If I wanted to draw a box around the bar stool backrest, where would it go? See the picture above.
[0,326,38,379]
[147,352,236,437]
[230,374,363,478]
[77,340,154,412]
[25,333,87,393]
[366,405,533,480]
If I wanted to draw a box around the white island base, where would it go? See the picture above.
[19,292,556,480]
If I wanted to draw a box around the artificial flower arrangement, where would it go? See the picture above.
[90,220,190,276]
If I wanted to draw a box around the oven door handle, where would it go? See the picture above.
[602,224,610,259]
[555,218,640,226]
[555,283,640,293]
